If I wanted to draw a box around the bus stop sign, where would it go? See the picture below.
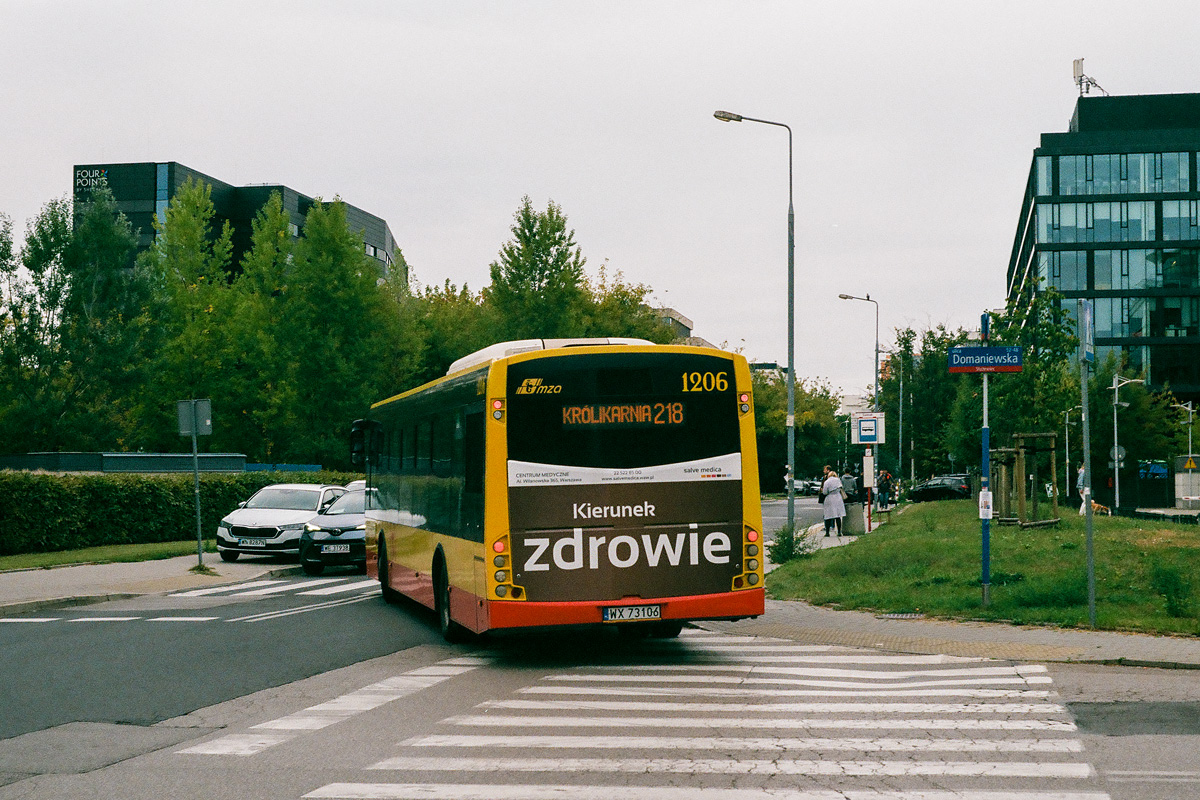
[851,412,885,445]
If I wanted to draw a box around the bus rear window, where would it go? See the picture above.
[506,352,740,469]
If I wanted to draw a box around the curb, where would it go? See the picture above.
[0,564,305,619]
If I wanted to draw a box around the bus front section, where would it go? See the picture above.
[487,347,765,632]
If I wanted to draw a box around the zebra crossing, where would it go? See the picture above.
[0,577,380,625]
[304,628,1109,800]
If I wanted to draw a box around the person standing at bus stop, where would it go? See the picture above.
[877,469,893,510]
[820,465,846,537]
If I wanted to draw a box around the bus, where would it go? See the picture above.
[351,338,765,641]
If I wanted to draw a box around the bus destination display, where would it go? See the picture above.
[562,402,686,428]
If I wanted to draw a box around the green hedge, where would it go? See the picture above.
[0,470,362,556]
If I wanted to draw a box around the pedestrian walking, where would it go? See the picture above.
[1076,462,1086,515]
[819,465,847,537]
[877,470,893,510]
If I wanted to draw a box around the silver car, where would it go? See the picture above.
[216,483,346,562]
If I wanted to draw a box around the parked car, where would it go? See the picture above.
[215,483,347,562]
[908,475,972,503]
[344,479,366,491]
[299,489,367,576]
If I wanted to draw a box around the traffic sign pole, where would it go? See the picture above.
[981,371,990,607]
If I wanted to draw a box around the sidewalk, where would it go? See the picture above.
[0,555,300,617]
[3,549,1199,669]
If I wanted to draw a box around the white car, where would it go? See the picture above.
[216,483,346,562]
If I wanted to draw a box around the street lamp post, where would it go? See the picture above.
[838,294,880,412]
[714,109,796,533]
[1111,374,1145,510]
[1064,405,1081,496]
[1174,401,1195,457]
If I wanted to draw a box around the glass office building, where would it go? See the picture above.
[72,161,400,282]
[1007,93,1200,404]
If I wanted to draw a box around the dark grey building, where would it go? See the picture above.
[72,161,400,282]
[1007,93,1200,403]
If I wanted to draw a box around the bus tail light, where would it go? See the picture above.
[491,398,505,421]
[733,524,764,592]
[739,392,752,415]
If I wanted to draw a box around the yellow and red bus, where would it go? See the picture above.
[353,338,764,640]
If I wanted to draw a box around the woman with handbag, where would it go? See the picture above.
[819,465,846,537]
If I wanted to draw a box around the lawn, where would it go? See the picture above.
[0,540,217,572]
[767,500,1200,636]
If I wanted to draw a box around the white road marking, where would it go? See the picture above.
[227,592,376,622]
[0,617,60,623]
[178,733,295,755]
[68,616,140,622]
[600,664,1048,679]
[171,580,285,597]
[305,784,1112,800]
[299,579,380,595]
[225,577,347,596]
[179,657,493,756]
[445,714,1078,731]
[485,699,1066,714]
[148,616,220,622]
[401,733,1083,753]
[368,756,1093,778]
[1105,770,1200,783]
[547,673,1053,688]
[520,685,1064,702]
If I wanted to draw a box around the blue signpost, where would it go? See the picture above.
[950,323,1023,607]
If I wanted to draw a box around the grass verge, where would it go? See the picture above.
[0,539,217,572]
[767,500,1200,636]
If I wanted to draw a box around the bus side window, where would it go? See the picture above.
[418,419,433,475]
[464,411,484,493]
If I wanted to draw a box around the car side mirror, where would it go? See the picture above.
[237,501,247,508]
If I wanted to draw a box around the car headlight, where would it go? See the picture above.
[304,523,321,532]
[352,524,366,531]
[279,523,306,531]
[217,522,231,532]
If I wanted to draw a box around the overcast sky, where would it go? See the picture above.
[3,1,1198,394]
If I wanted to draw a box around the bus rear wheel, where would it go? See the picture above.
[650,620,684,638]
[434,560,469,643]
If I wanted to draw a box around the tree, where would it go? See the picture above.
[581,260,674,343]
[0,188,147,452]
[487,196,588,338]
[137,178,235,450]
[751,369,842,491]
[946,290,1079,472]
[264,199,402,466]
[876,324,969,479]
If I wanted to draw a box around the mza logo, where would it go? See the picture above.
[516,378,562,395]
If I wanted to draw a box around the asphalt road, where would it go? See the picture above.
[5,626,1180,800]
[0,569,443,740]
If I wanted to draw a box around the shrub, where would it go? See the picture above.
[0,470,361,556]
[1150,562,1192,618]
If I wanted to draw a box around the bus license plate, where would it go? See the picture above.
[238,539,266,548]
[602,604,661,622]
[321,544,351,554]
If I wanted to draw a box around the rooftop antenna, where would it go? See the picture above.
[1073,58,1108,96]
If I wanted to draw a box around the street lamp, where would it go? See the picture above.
[714,109,796,532]
[1174,401,1195,458]
[838,293,880,412]
[1063,405,1082,496]
[1111,374,1145,509]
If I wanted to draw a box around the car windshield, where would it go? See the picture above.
[324,491,364,515]
[245,487,322,511]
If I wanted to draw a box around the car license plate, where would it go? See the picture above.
[238,539,267,548]
[321,544,351,554]
[602,604,661,622]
